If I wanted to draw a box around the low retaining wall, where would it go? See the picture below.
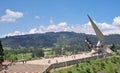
[43,54,111,73]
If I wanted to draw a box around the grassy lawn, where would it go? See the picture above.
[43,48,56,58]
[16,53,32,61]
[55,56,120,73]
[65,51,72,55]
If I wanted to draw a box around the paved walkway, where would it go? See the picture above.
[1,52,94,73]
[1,64,49,73]
[26,52,92,65]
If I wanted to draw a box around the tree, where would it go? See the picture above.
[33,48,44,58]
[110,44,117,52]
[32,53,35,58]
[4,50,12,60]
[53,44,62,56]
[0,40,4,71]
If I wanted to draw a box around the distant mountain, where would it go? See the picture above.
[1,32,120,49]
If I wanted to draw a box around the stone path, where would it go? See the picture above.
[1,52,94,73]
[1,64,49,73]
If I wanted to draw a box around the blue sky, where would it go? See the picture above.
[0,0,120,37]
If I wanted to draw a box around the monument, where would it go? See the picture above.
[85,15,115,55]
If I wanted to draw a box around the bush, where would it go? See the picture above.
[67,71,72,73]
[76,63,79,67]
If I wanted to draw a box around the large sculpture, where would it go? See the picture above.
[85,15,115,55]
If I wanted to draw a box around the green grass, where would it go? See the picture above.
[55,56,120,73]
[3,47,11,50]
[16,53,32,61]
[65,51,72,55]
[43,48,56,58]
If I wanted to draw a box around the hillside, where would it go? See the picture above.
[55,56,120,73]
[1,32,120,49]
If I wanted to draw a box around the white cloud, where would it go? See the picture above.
[29,17,120,35]
[0,9,23,22]
[28,22,95,34]
[35,16,40,19]
[1,16,120,38]
[29,28,37,34]
[49,18,54,24]
[2,31,25,37]
[113,16,120,25]
[29,22,68,34]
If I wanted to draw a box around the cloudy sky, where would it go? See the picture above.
[0,0,120,37]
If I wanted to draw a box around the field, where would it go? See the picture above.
[16,53,33,61]
[43,48,56,58]
[55,56,120,73]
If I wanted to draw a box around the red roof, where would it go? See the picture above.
[2,60,11,65]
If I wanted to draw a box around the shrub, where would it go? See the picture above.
[67,71,72,73]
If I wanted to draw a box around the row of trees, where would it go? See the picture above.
[52,45,88,56]
[3,32,120,49]
[0,40,4,71]
[3,47,44,61]
[3,43,119,61]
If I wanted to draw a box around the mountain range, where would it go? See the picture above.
[1,32,120,49]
